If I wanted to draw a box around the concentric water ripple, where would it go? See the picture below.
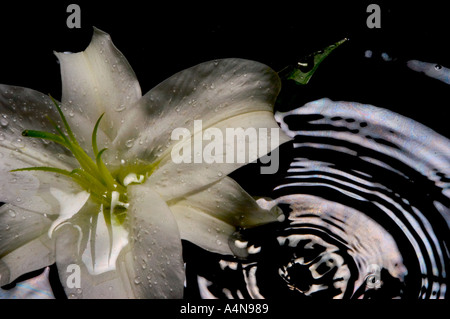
[185,97,449,299]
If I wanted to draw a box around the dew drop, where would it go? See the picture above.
[0,117,8,127]
[7,209,16,218]
[435,64,442,70]
[218,172,223,177]
[115,104,126,112]
[125,139,134,148]
[134,276,142,284]
[14,138,24,148]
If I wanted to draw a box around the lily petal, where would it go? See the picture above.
[121,182,185,298]
[53,199,133,298]
[54,183,184,298]
[0,85,94,214]
[0,85,78,169]
[169,176,283,255]
[113,58,286,164]
[54,219,132,298]
[1,170,85,219]
[55,28,142,141]
[150,110,290,201]
[0,204,54,286]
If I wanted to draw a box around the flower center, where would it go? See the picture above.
[12,96,157,222]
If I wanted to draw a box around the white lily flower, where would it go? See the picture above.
[0,28,290,298]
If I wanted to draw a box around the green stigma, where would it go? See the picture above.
[12,96,156,219]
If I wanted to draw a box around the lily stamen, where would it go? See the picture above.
[12,98,136,212]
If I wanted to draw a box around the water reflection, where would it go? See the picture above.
[186,97,449,299]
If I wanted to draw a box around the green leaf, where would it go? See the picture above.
[279,38,348,85]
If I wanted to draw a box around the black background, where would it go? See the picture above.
[0,0,449,138]
[0,0,448,309]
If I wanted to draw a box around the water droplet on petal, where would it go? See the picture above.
[0,117,8,127]
[125,139,134,148]
[115,104,126,112]
[7,209,16,218]
[14,138,25,148]
[218,172,223,177]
